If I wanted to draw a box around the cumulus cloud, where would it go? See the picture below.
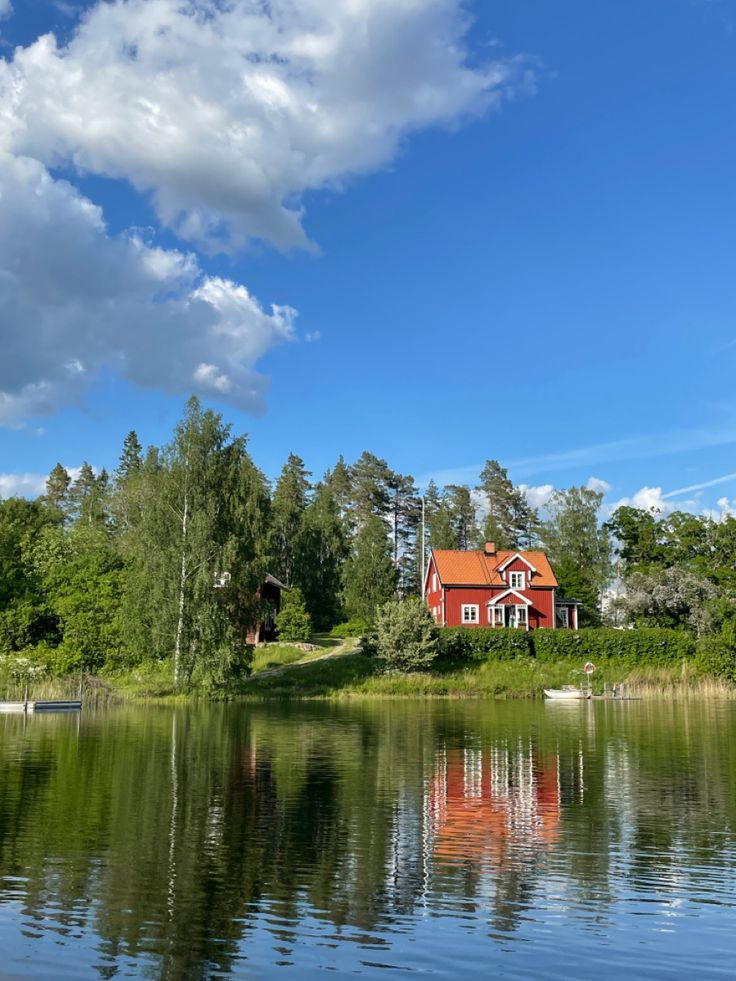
[587,476,611,494]
[0,0,526,423]
[0,472,46,499]
[0,0,525,251]
[520,483,555,509]
[0,153,295,423]
[606,486,677,516]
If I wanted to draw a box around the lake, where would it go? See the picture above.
[1,699,735,979]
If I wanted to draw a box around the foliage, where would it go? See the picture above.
[293,482,348,630]
[532,627,695,665]
[477,459,539,549]
[269,453,311,586]
[695,635,736,683]
[275,587,312,643]
[342,515,397,622]
[330,618,368,638]
[541,486,612,625]
[369,597,439,672]
[438,627,532,662]
[614,566,721,637]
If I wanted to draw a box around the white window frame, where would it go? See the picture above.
[516,605,528,628]
[490,606,504,627]
[509,571,525,590]
[461,604,479,624]
[557,607,569,628]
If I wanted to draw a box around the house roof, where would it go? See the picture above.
[431,549,558,588]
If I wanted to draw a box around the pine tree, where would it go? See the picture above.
[477,459,538,549]
[425,480,458,550]
[349,451,391,527]
[324,455,353,522]
[343,515,397,621]
[444,485,479,550]
[43,464,72,521]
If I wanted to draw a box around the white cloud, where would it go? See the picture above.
[520,483,555,509]
[0,0,12,21]
[0,0,527,423]
[586,476,611,494]
[0,152,295,424]
[0,0,525,251]
[0,472,46,499]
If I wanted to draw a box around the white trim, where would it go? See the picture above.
[496,552,539,575]
[423,554,437,595]
[509,570,525,590]
[461,604,480,624]
[487,588,532,606]
[441,589,446,627]
[557,607,569,628]
[573,606,579,630]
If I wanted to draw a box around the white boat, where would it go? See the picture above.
[543,687,589,700]
[0,700,82,713]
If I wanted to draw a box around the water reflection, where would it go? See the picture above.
[0,700,735,978]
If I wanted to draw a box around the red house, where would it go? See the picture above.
[424,541,579,630]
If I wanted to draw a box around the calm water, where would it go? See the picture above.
[0,700,735,979]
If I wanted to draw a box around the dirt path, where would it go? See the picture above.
[252,640,359,679]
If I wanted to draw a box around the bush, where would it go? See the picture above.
[532,627,695,665]
[695,636,736,682]
[372,598,439,672]
[275,587,312,643]
[438,627,532,662]
[329,618,368,639]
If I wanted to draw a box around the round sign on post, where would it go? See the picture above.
[583,661,596,675]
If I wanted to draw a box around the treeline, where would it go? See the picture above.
[1,396,735,689]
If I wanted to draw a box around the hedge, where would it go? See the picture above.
[438,628,532,662]
[695,636,736,682]
[437,626,695,666]
[531,628,695,665]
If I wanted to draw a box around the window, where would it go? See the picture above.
[517,606,528,627]
[509,571,525,590]
[557,607,569,628]
[461,604,479,624]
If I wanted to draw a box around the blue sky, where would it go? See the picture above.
[1,0,736,517]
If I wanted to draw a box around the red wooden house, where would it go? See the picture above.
[424,541,579,630]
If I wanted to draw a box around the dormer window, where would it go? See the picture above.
[509,571,525,590]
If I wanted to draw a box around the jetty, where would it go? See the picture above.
[0,700,82,714]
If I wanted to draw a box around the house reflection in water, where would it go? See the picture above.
[425,744,576,869]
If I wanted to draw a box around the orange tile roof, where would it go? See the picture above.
[432,549,558,588]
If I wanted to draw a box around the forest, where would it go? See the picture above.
[1,397,735,691]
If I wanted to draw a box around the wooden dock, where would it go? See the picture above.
[0,700,82,713]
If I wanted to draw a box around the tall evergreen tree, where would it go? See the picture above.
[294,483,348,630]
[42,464,72,521]
[444,485,479,550]
[324,455,353,522]
[115,431,144,481]
[269,453,311,586]
[477,459,538,549]
[349,451,391,527]
[342,515,396,622]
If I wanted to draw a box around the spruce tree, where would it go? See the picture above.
[269,453,311,586]
[342,515,397,621]
[477,459,538,549]
[294,483,348,630]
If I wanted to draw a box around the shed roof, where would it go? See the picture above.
[432,549,558,588]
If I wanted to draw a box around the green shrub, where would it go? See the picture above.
[275,587,312,643]
[695,636,736,682]
[329,618,368,639]
[373,598,439,672]
[532,628,694,665]
[438,627,532,662]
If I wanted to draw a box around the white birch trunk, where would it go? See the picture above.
[173,489,188,689]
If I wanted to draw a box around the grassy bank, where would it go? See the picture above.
[6,643,733,703]
[238,652,736,700]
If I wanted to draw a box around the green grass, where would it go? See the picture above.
[238,653,736,700]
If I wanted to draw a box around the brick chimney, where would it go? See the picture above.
[483,541,496,556]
